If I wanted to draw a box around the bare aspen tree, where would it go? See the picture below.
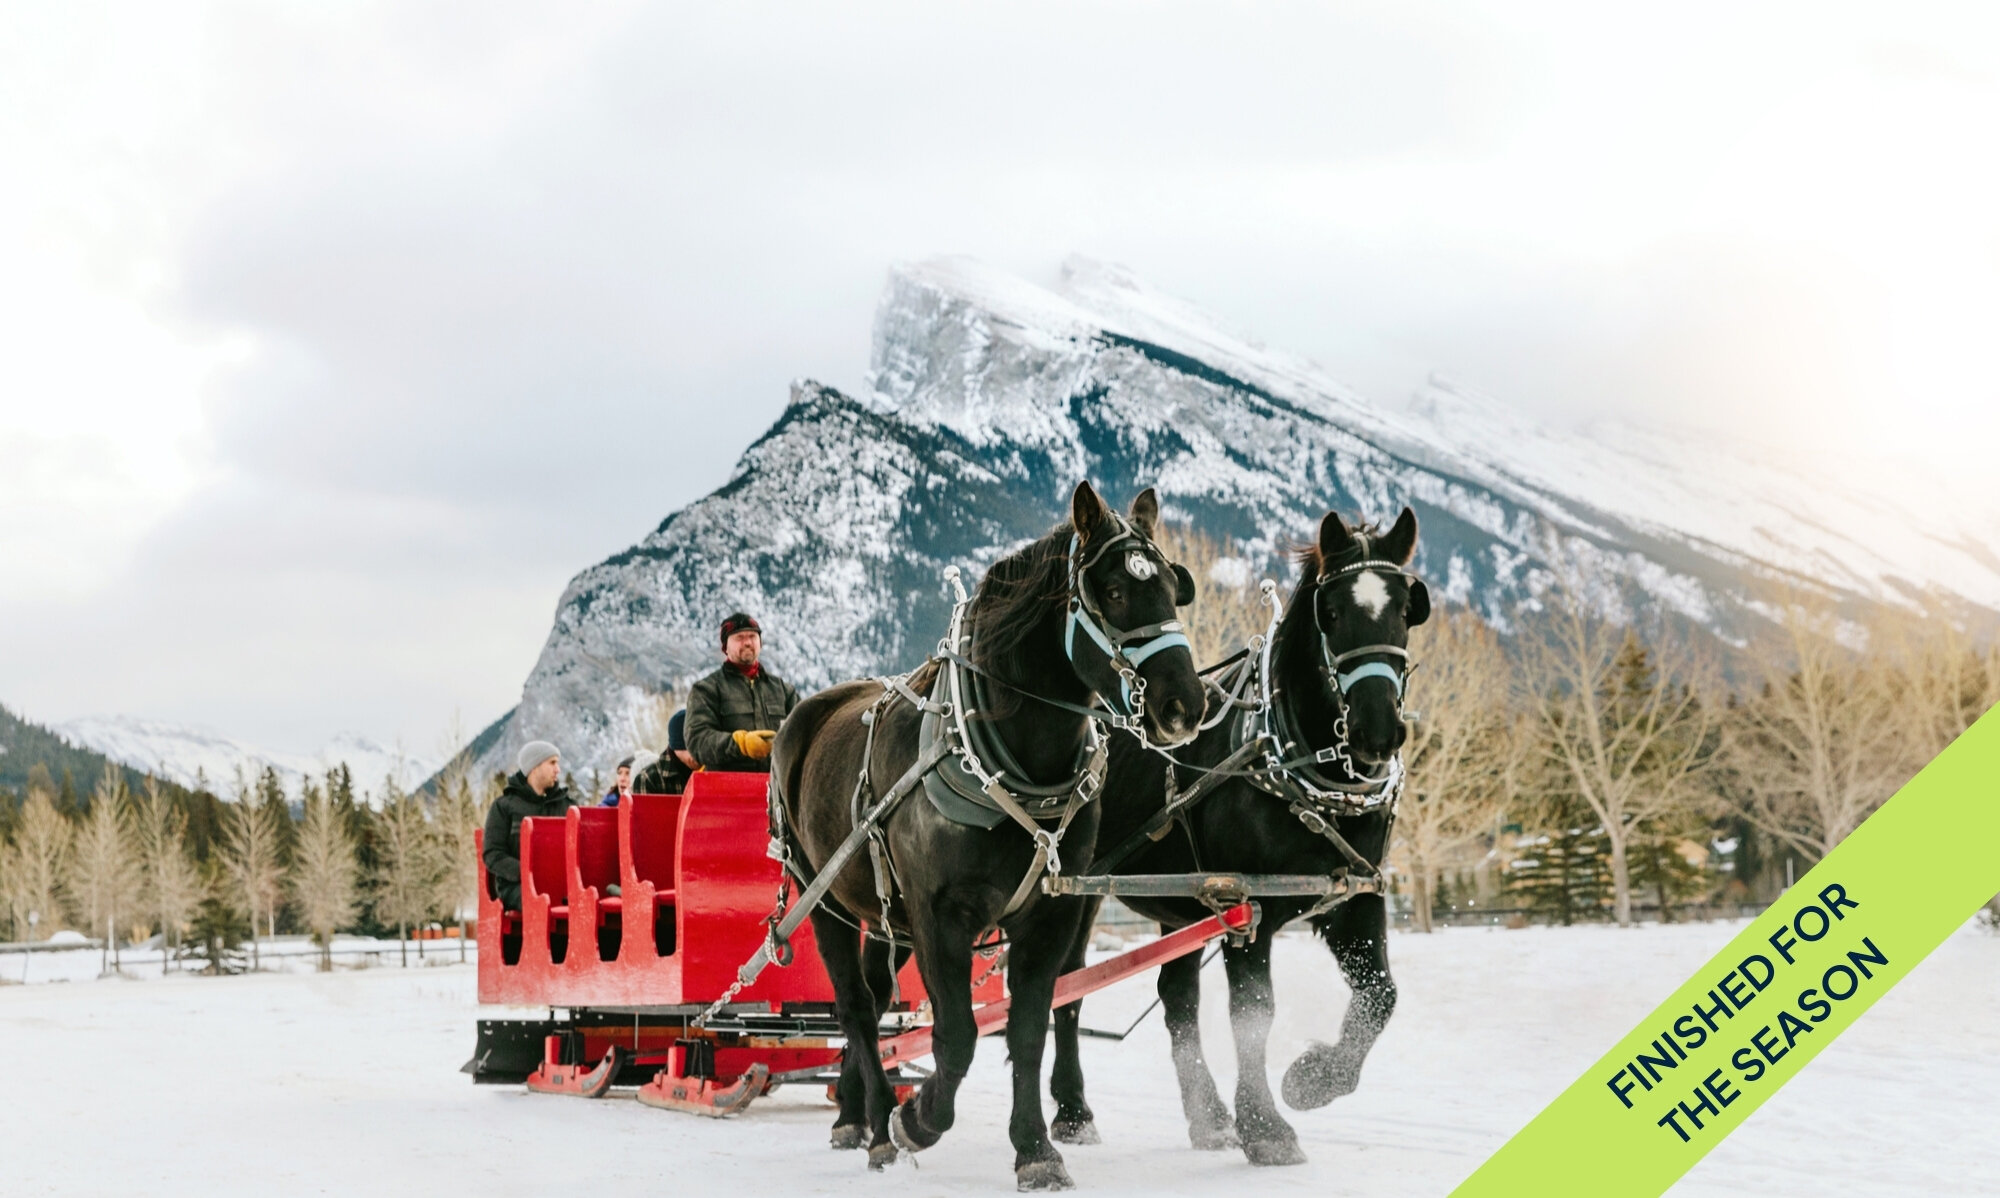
[430,750,485,962]
[72,766,140,967]
[1395,608,1523,931]
[1523,581,1717,927]
[1725,589,1906,861]
[1152,520,1273,668]
[292,781,359,971]
[6,780,74,938]
[371,780,437,967]
[223,767,285,970]
[135,777,201,970]
[1881,599,2000,768]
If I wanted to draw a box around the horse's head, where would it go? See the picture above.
[1066,481,1206,748]
[1311,505,1429,771]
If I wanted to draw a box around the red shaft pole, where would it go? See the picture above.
[878,902,1253,1066]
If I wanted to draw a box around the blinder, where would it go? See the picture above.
[1407,578,1431,627]
[1171,562,1196,608]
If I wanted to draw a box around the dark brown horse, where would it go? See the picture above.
[771,482,1207,1190]
[1055,507,1428,1166]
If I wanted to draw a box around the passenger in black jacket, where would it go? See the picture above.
[482,740,578,909]
[634,709,696,795]
[685,612,799,772]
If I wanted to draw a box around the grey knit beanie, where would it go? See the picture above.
[517,740,560,775]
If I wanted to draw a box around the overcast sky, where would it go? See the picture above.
[3,1,1996,760]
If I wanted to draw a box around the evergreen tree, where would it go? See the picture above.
[1506,790,1612,926]
[1627,812,1712,922]
[184,863,250,975]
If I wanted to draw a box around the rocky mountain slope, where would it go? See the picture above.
[470,256,2000,780]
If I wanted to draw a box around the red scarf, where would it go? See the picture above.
[727,659,762,681]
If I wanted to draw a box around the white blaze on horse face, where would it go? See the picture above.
[1351,570,1391,620]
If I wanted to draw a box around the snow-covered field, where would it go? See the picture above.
[3,919,1996,1196]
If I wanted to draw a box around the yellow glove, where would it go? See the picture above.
[732,729,777,760]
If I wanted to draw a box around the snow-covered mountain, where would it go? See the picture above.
[56,714,438,799]
[466,255,2000,781]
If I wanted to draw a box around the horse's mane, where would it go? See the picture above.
[1290,518,1385,579]
[967,524,1073,674]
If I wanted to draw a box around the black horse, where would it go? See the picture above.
[771,482,1207,1190]
[1055,506,1429,1166]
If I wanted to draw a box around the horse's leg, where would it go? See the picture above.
[1048,897,1101,1146]
[1157,932,1236,1150]
[890,901,978,1160]
[829,931,902,1149]
[1282,893,1397,1110]
[810,905,895,1166]
[1003,902,1079,1191]
[1221,927,1305,1166]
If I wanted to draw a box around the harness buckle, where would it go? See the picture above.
[1033,827,1064,877]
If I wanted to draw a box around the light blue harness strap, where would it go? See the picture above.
[1336,661,1404,697]
[1123,631,1191,667]
[1067,607,1120,660]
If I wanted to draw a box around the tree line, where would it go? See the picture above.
[1166,525,1998,932]
[1391,578,1999,930]
[7,534,1994,953]
[0,753,493,971]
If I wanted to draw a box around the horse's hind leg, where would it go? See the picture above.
[830,930,904,1150]
[811,905,896,1166]
[1002,902,1080,1190]
[1049,897,1101,1146]
[1222,930,1305,1166]
[1282,893,1396,1110]
[1158,936,1236,1150]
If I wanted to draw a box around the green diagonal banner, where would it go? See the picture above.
[1454,705,2000,1197]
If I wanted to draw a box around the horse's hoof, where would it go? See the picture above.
[1016,1160,1076,1191]
[1243,1138,1309,1167]
[866,1141,898,1172]
[830,1123,867,1151]
[889,1102,932,1154]
[1051,1117,1101,1146]
[1281,1042,1358,1110]
[1189,1121,1240,1151]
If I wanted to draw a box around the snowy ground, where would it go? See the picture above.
[2,919,1996,1196]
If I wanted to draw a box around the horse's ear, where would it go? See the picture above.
[1317,511,1356,561]
[1129,487,1160,538]
[1381,505,1420,565]
[1071,481,1109,542]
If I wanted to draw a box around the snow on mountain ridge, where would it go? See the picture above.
[467,255,1999,782]
[885,256,2000,609]
[56,713,437,798]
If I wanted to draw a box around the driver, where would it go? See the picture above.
[685,612,799,772]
